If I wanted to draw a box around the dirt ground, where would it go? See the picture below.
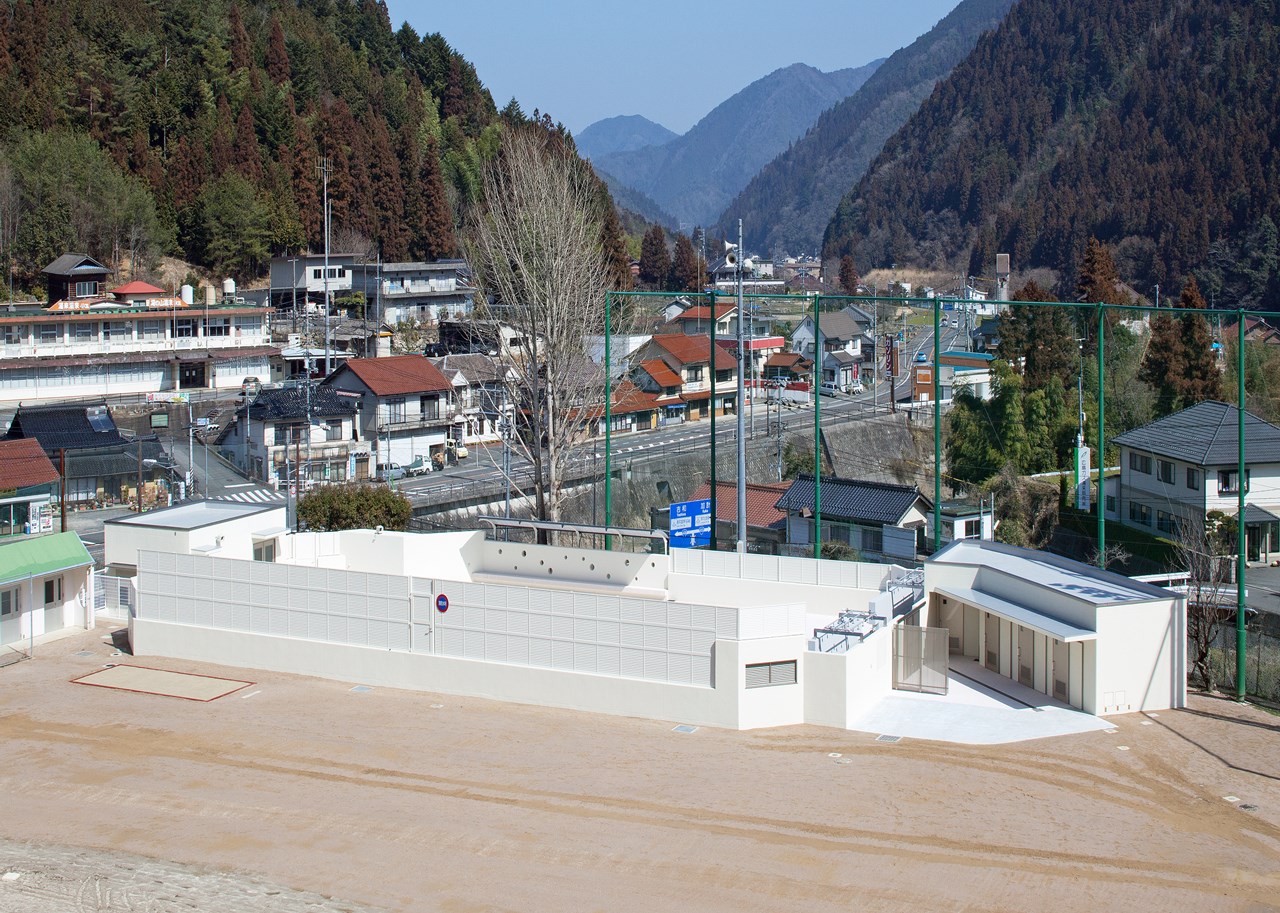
[2,623,1279,913]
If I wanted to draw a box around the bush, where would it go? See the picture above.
[297,483,412,531]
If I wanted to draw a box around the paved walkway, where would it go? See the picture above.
[0,838,388,913]
[848,658,1113,744]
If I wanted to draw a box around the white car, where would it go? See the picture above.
[818,381,841,397]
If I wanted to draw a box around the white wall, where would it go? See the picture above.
[1094,598,1185,713]
[804,627,892,727]
[106,506,287,570]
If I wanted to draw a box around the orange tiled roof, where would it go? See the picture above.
[334,355,452,396]
[689,480,790,530]
[0,438,60,489]
[639,359,682,388]
[652,334,737,370]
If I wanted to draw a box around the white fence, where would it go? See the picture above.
[673,548,895,591]
[95,573,137,621]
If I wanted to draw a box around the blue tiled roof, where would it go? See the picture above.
[1111,401,1280,466]
[775,474,930,525]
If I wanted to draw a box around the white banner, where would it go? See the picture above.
[1076,446,1092,511]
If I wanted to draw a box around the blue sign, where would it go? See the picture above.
[436,593,449,613]
[669,498,712,549]
[941,301,955,311]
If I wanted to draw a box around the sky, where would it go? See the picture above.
[385,0,963,135]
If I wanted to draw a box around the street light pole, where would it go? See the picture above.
[735,219,747,555]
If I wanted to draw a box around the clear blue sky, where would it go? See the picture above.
[385,1,963,135]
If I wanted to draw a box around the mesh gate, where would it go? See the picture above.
[894,624,949,695]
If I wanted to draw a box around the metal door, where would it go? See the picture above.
[893,624,949,695]
[984,613,1001,672]
[1018,627,1034,687]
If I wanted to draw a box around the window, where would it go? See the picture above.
[611,413,630,431]
[71,322,96,341]
[687,366,704,382]
[1128,452,1152,474]
[273,425,290,446]
[103,321,130,340]
[420,395,440,420]
[2,325,22,345]
[140,319,163,340]
[1187,468,1200,490]
[73,280,98,298]
[1105,495,1116,513]
[1218,469,1250,493]
[38,324,61,343]
[171,318,198,338]
[252,540,276,562]
[325,422,342,442]
[1129,502,1151,526]
[1156,510,1174,534]
[1157,460,1174,484]
[43,576,62,606]
[313,268,322,280]
[0,588,16,616]
[204,317,231,337]
[745,660,797,688]
[235,316,261,335]
[386,399,405,423]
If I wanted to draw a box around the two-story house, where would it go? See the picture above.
[219,384,370,488]
[1112,400,1280,563]
[361,260,476,325]
[789,306,873,391]
[629,334,738,422]
[631,358,687,425]
[0,255,274,403]
[429,354,513,444]
[268,253,358,311]
[322,355,459,467]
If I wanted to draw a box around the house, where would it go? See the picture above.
[971,316,1001,354]
[937,500,996,545]
[437,318,533,361]
[267,253,358,310]
[4,403,169,506]
[360,260,476,326]
[631,358,688,425]
[430,353,513,445]
[762,351,813,383]
[686,479,791,553]
[607,379,663,434]
[629,334,738,422]
[790,307,873,391]
[219,383,370,487]
[776,474,933,561]
[0,438,61,538]
[585,334,653,379]
[0,531,94,650]
[1111,400,1280,563]
[912,350,996,403]
[322,355,461,467]
[0,256,274,402]
[664,304,737,336]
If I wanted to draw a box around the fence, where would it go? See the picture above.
[95,573,137,622]
[1209,623,1280,705]
[893,624,949,695]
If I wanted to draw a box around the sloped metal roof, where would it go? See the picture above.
[1111,400,1280,466]
[775,474,930,525]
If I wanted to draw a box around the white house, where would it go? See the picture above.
[776,474,933,561]
[1112,401,1280,562]
[364,260,476,325]
[0,532,95,649]
[268,254,358,309]
[790,307,873,390]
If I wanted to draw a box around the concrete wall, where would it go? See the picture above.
[106,506,287,570]
[804,627,892,728]
[1095,599,1186,713]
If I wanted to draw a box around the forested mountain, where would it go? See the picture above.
[0,0,631,293]
[594,61,883,230]
[576,115,676,161]
[595,167,677,231]
[717,0,1014,256]
[824,0,1280,308]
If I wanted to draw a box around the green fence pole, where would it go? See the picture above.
[813,292,822,559]
[1237,310,1247,701]
[933,296,941,551]
[709,290,718,551]
[1096,304,1106,566]
[604,292,612,550]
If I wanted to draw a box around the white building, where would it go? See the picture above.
[115,509,1186,731]
[367,260,475,325]
[0,531,95,649]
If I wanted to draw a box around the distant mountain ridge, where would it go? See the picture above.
[576,115,676,160]
[821,0,1280,306]
[595,61,884,229]
[718,0,1015,256]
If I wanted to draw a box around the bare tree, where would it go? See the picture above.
[1175,510,1239,690]
[464,128,613,531]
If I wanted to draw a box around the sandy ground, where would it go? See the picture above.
[1,623,1279,913]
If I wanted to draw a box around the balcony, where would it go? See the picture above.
[2,333,269,361]
[382,279,460,296]
[378,407,463,432]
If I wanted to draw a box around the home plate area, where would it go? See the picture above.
[72,665,254,701]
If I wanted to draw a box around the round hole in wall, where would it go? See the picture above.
[548,568,554,575]
[497,548,503,555]
[590,564,595,571]
[625,559,631,566]
[607,573,612,580]
[521,550,527,557]
[539,560,544,566]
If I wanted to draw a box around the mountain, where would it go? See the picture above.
[717,0,1014,256]
[594,168,678,231]
[823,0,1280,308]
[0,0,631,292]
[595,61,883,230]
[576,115,677,161]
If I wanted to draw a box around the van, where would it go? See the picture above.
[376,462,406,482]
[818,381,841,397]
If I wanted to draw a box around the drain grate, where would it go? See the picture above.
[349,685,372,693]
[1239,803,1258,812]
[671,724,698,734]
[875,734,902,743]
[74,651,96,657]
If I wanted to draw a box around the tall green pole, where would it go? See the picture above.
[604,292,612,550]
[709,290,718,551]
[813,292,822,559]
[1237,311,1247,701]
[933,296,941,551]
[1096,304,1106,566]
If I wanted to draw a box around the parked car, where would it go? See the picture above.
[376,462,406,482]
[818,381,841,397]
[915,352,929,364]
[240,376,262,398]
[446,438,469,460]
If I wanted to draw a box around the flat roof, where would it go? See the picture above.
[106,500,282,532]
[934,584,1096,643]
[930,539,1174,606]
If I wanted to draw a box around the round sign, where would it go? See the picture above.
[436,594,449,613]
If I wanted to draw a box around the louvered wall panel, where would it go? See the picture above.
[551,615,573,641]
[573,618,596,642]
[388,625,410,652]
[550,640,573,670]
[691,605,717,630]
[462,630,485,658]
[643,626,666,650]
[286,611,308,639]
[506,611,529,634]
[667,603,691,629]
[527,613,551,637]
[619,623,644,648]
[715,608,738,639]
[484,632,506,662]
[619,599,644,622]
[619,649,644,679]
[212,603,232,629]
[596,620,619,644]
[668,652,692,684]
[529,589,552,613]
[596,646,620,676]
[573,642,595,672]
[507,637,530,665]
[595,597,620,620]
[643,602,666,625]
[410,576,433,597]
[643,652,666,681]
[691,656,711,685]
[193,601,213,627]
[528,637,551,668]
[668,628,692,653]
[230,603,250,630]
[438,628,462,655]
[329,615,349,643]
[348,617,368,644]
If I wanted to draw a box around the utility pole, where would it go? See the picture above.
[317,156,332,375]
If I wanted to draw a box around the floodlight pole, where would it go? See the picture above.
[1237,310,1247,701]
[735,220,746,554]
[933,296,941,551]
[603,292,613,550]
[813,291,821,559]
[709,289,718,551]
[1096,304,1106,565]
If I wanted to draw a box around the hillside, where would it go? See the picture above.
[717,0,1014,256]
[595,61,883,229]
[823,0,1280,307]
[0,0,631,292]
[576,115,676,160]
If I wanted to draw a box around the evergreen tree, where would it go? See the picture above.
[228,3,252,72]
[598,199,633,291]
[232,103,263,184]
[411,137,456,261]
[1175,274,1223,405]
[1139,310,1184,416]
[211,95,235,175]
[669,233,701,292]
[638,224,669,287]
[266,17,291,86]
[839,253,860,294]
[1076,237,1127,304]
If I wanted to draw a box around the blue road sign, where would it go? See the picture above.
[669,498,712,549]
[436,593,449,613]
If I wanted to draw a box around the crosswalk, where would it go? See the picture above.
[214,488,286,504]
